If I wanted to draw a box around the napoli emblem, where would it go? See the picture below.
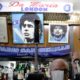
[64,4,71,12]
[0,3,2,10]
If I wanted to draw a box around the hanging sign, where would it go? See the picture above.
[0,1,73,13]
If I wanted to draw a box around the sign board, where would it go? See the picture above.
[0,1,73,13]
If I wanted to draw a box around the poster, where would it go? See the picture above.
[12,13,44,44]
[0,17,8,43]
[48,24,69,43]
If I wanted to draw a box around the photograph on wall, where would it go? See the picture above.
[48,24,69,43]
[0,16,8,43]
[12,13,44,44]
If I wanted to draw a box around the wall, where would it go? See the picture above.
[0,12,80,59]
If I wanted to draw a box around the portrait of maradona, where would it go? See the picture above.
[12,13,44,44]
[48,24,69,43]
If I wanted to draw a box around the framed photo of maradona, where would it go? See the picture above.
[12,13,44,44]
[0,16,8,43]
[48,24,69,43]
